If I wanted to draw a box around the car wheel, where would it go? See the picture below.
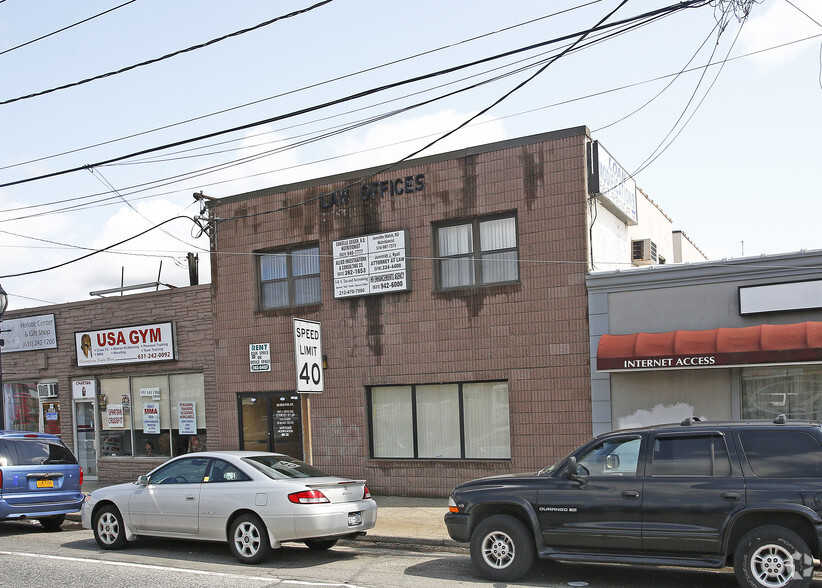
[734,526,813,588]
[304,538,338,551]
[470,514,535,582]
[93,505,128,550]
[38,514,65,532]
[229,513,270,564]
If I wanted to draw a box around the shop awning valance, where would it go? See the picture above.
[597,321,822,372]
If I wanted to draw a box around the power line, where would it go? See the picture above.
[0,0,603,174]
[0,0,138,57]
[0,0,708,191]
[0,0,333,106]
[0,216,196,278]
[7,20,809,226]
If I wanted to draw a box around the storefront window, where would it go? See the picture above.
[2,382,39,431]
[370,381,510,459]
[99,377,132,456]
[742,366,822,420]
[99,373,205,458]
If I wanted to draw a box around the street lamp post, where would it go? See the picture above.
[0,282,8,429]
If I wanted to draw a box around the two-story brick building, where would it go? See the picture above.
[204,126,702,496]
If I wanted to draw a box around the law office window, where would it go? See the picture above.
[434,214,519,290]
[258,244,321,309]
[369,381,510,459]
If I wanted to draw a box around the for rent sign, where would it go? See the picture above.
[75,322,175,366]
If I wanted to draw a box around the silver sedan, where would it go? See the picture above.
[81,451,377,563]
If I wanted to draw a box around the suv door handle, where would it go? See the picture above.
[721,492,741,501]
[622,490,640,499]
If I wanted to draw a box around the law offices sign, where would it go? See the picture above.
[75,322,176,367]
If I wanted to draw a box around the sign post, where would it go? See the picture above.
[293,318,323,393]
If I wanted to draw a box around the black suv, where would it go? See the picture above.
[445,416,822,588]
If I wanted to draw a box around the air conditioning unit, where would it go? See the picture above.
[37,383,58,399]
[632,238,658,265]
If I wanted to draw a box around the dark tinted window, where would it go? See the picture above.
[739,431,822,478]
[243,455,329,479]
[0,438,78,466]
[651,435,731,477]
[150,457,210,484]
[205,459,250,483]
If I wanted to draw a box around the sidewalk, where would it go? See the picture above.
[71,481,462,549]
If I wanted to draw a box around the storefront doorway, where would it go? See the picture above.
[238,393,303,459]
[73,400,98,478]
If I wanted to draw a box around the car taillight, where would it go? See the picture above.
[79,466,84,488]
[363,485,371,500]
[288,489,330,504]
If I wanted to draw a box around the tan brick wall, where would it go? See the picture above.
[1,285,216,484]
[211,129,593,497]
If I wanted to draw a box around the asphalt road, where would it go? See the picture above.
[2,518,821,588]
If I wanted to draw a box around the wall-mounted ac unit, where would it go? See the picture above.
[37,383,58,399]
[632,238,658,265]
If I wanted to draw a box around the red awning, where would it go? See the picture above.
[597,321,822,371]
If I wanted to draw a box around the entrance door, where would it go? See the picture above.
[74,400,98,478]
[239,393,303,459]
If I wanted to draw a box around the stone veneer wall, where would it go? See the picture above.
[2,284,216,485]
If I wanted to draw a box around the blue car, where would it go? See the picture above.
[0,431,84,530]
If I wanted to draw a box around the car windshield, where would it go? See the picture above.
[243,455,330,479]
[0,438,78,466]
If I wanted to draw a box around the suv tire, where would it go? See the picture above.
[470,514,535,582]
[733,526,813,588]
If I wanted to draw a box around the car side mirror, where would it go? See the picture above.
[563,456,588,486]
[137,475,149,486]
[606,454,620,470]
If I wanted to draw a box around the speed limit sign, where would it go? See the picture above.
[293,318,324,393]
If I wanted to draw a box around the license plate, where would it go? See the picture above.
[348,511,362,526]
[36,479,54,488]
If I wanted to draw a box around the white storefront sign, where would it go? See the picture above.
[0,314,57,353]
[72,379,96,400]
[293,318,323,393]
[75,322,175,366]
[143,403,160,434]
[249,343,271,372]
[333,230,409,298]
[178,401,197,434]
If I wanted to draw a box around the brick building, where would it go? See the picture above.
[206,126,701,497]
[0,285,215,484]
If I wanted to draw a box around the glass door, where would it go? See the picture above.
[74,400,98,478]
[239,393,303,459]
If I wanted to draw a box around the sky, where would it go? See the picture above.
[0,0,820,311]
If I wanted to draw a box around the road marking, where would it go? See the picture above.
[0,551,369,588]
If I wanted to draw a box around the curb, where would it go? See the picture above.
[65,512,464,551]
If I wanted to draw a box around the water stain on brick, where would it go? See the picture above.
[364,296,383,358]
[522,148,545,209]
[460,155,478,210]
